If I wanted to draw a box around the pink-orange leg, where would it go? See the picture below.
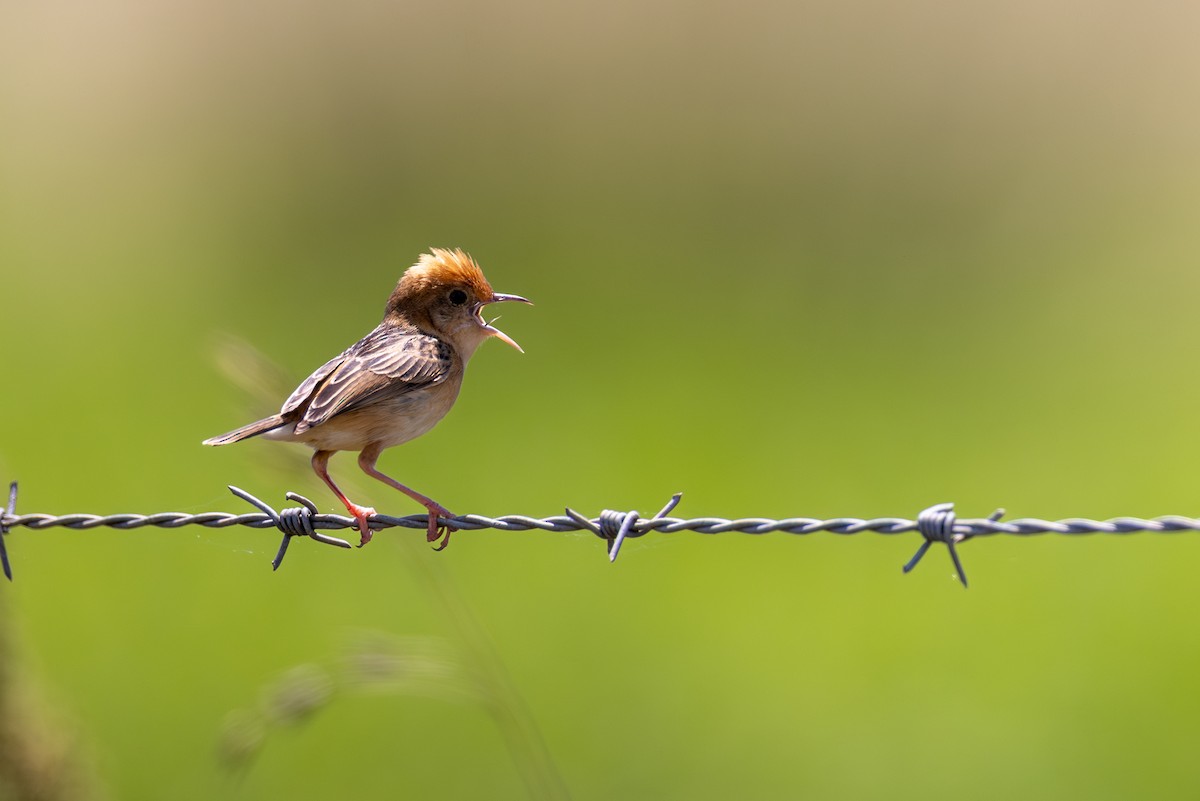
[357,444,456,550]
[311,450,377,547]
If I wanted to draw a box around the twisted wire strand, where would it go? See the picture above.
[2,480,1199,583]
[3,510,1200,538]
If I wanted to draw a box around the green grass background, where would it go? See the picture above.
[2,1,1199,799]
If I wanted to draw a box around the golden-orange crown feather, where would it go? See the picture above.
[395,248,493,300]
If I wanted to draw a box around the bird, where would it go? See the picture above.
[203,247,530,549]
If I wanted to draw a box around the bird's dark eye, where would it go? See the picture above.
[448,288,469,306]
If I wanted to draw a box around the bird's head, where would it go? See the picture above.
[386,248,531,357]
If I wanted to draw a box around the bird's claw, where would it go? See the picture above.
[349,504,377,547]
[426,505,456,551]
[430,526,454,551]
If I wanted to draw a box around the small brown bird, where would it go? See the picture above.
[204,248,530,548]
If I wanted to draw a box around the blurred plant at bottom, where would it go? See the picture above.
[0,597,100,801]
[217,632,480,769]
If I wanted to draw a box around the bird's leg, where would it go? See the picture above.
[357,446,456,550]
[312,450,377,547]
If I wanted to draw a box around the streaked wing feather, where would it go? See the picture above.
[281,350,352,417]
[297,327,451,431]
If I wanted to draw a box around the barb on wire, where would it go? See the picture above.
[227,487,352,571]
[566,492,683,562]
[2,479,1200,585]
[0,481,16,581]
[902,503,1006,589]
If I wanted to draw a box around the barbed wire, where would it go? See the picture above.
[1,481,1197,586]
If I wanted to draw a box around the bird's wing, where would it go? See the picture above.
[281,350,351,417]
[289,326,453,433]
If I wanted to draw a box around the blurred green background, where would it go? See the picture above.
[2,1,1199,798]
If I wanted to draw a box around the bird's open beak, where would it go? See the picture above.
[475,292,532,352]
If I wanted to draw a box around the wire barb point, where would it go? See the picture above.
[903,502,1002,589]
[0,481,16,581]
[566,492,684,563]
[227,486,352,571]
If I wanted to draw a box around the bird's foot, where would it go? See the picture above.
[425,503,456,551]
[348,504,377,547]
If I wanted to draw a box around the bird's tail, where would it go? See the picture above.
[202,415,287,446]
